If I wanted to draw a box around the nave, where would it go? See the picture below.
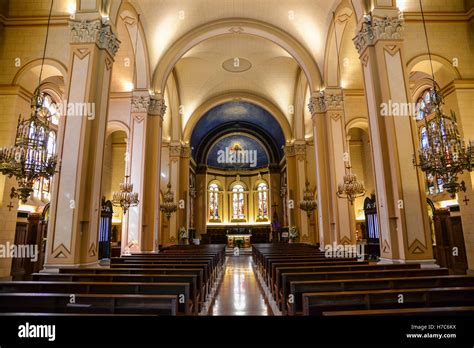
[1,243,474,317]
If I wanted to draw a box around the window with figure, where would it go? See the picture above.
[232,184,246,221]
[416,89,444,195]
[256,182,268,221]
[32,91,59,201]
[208,182,220,221]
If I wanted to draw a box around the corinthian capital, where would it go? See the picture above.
[70,18,120,57]
[131,95,150,114]
[308,91,327,115]
[148,95,167,118]
[308,90,343,115]
[353,14,404,55]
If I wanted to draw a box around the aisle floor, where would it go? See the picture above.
[209,255,271,316]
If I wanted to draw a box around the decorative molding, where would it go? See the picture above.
[340,236,352,245]
[131,95,150,113]
[353,15,404,55]
[52,243,71,258]
[284,145,295,157]
[229,26,244,34]
[88,242,97,257]
[70,19,120,57]
[148,96,167,118]
[408,239,427,254]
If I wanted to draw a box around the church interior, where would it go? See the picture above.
[0,0,473,341]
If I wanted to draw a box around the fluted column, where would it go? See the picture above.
[353,10,434,263]
[142,95,166,252]
[45,15,120,268]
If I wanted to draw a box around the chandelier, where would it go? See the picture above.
[337,166,366,205]
[299,181,317,217]
[413,0,472,198]
[160,183,177,220]
[0,1,57,203]
[112,176,139,215]
[112,14,141,215]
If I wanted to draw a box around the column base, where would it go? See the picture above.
[467,269,474,276]
[378,258,440,269]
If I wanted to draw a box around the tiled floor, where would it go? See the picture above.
[209,255,271,316]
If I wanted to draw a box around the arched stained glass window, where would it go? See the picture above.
[232,184,245,220]
[209,183,220,221]
[32,92,59,201]
[257,182,268,220]
[416,89,444,194]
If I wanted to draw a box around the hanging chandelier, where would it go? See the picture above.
[413,0,472,198]
[299,181,317,217]
[331,11,366,206]
[0,0,57,203]
[160,183,177,220]
[337,166,366,205]
[112,14,141,215]
[112,175,139,215]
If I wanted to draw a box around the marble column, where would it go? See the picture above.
[45,16,119,268]
[353,9,434,263]
[142,95,166,252]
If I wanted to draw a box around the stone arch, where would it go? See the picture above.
[106,120,130,138]
[407,54,462,89]
[324,1,356,88]
[12,58,67,92]
[182,92,292,144]
[346,117,369,133]
[114,2,151,90]
[152,18,322,95]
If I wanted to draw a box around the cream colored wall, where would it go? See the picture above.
[404,21,473,79]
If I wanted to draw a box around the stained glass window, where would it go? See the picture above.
[232,184,245,220]
[257,182,268,219]
[209,183,220,220]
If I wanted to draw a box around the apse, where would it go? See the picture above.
[190,101,285,166]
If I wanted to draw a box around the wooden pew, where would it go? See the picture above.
[60,265,210,296]
[302,287,474,315]
[0,293,178,315]
[280,268,449,311]
[0,281,193,315]
[31,273,201,314]
[272,263,421,305]
[267,260,365,287]
[274,263,420,296]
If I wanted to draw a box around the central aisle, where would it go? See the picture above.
[209,255,271,316]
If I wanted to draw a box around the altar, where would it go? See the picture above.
[226,234,251,248]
